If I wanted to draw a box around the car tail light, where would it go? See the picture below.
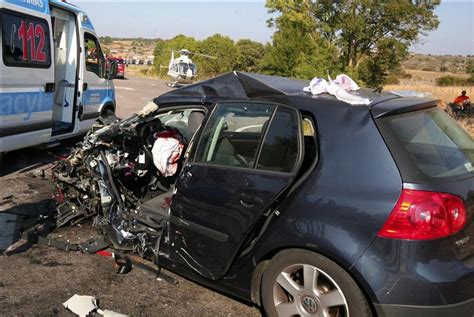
[377,189,467,240]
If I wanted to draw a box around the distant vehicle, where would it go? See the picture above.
[0,0,117,155]
[163,49,215,87]
[108,57,126,79]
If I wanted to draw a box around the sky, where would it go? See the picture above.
[72,0,473,56]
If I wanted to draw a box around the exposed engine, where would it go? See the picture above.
[53,103,184,260]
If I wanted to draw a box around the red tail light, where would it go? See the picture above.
[377,189,467,240]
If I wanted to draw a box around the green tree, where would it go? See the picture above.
[196,34,237,77]
[235,39,265,73]
[260,22,337,79]
[265,0,440,87]
[100,36,113,45]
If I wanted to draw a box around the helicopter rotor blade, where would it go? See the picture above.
[188,52,217,59]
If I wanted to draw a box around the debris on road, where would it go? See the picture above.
[63,294,128,317]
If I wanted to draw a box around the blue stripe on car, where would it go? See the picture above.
[0,89,112,120]
[0,91,53,121]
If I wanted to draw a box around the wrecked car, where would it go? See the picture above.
[53,72,474,316]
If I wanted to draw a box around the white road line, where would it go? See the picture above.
[115,87,136,91]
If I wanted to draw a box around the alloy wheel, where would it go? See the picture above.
[273,263,349,317]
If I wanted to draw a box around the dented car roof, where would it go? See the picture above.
[153,71,436,117]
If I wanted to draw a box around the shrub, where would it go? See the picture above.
[436,75,468,86]
[384,74,400,85]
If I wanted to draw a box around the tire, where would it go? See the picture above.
[261,249,371,317]
[100,108,117,124]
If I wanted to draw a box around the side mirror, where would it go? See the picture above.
[107,60,118,80]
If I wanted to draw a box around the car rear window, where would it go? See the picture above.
[377,107,473,182]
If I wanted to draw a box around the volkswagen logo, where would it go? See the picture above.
[301,295,318,313]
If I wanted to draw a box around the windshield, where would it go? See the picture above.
[378,107,473,182]
[178,62,196,75]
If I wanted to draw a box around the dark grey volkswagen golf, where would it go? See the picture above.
[55,72,473,316]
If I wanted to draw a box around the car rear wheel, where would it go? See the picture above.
[261,249,371,317]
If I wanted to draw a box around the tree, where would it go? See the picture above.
[100,36,113,45]
[196,34,238,77]
[235,39,265,73]
[265,0,440,86]
[260,22,337,79]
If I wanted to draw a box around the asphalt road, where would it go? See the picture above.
[114,76,173,118]
[0,77,261,316]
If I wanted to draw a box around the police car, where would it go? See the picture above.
[0,0,117,155]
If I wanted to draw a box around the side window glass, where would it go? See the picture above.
[195,103,275,168]
[157,109,205,141]
[257,107,299,173]
[2,11,51,68]
[84,33,104,78]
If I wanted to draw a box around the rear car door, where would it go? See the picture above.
[169,101,303,280]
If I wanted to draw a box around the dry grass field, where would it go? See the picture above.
[385,69,473,102]
[385,69,473,136]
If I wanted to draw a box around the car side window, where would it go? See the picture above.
[195,103,276,168]
[84,33,105,78]
[256,107,299,173]
[157,109,205,141]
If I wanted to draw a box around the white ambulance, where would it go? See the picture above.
[0,0,117,154]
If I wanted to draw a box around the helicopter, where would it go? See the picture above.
[161,49,216,88]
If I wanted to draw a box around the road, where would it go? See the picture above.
[0,77,261,316]
[114,77,173,118]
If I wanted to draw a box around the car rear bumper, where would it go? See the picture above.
[352,236,474,309]
[374,298,474,317]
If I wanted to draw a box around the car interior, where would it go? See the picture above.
[137,105,318,229]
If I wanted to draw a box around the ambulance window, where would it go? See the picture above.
[84,33,105,78]
[1,10,51,68]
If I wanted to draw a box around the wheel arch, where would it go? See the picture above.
[99,101,116,116]
[250,245,377,315]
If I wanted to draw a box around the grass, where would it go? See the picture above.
[384,84,473,104]
[124,65,159,79]
[384,69,473,136]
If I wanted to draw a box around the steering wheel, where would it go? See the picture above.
[139,121,164,161]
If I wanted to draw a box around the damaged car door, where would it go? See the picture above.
[168,101,303,280]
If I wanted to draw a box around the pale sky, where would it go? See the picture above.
[72,0,474,56]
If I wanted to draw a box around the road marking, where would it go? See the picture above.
[114,87,136,91]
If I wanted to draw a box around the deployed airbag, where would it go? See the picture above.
[151,130,184,177]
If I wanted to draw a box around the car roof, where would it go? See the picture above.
[154,71,438,118]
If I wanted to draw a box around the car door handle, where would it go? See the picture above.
[240,193,262,208]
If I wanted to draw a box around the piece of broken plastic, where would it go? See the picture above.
[138,101,159,116]
[98,309,129,317]
[63,294,98,317]
[63,294,128,317]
